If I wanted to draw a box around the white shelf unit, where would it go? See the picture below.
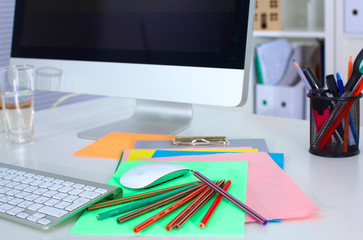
[251,0,336,119]
[253,30,326,39]
[335,0,363,122]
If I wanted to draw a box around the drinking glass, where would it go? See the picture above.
[0,65,35,143]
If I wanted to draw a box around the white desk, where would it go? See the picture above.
[0,97,362,240]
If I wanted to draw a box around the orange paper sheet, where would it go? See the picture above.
[73,132,175,159]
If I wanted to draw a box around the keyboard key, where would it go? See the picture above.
[23,173,35,178]
[63,195,79,202]
[38,206,68,218]
[14,192,29,199]
[0,203,14,213]
[23,186,38,193]
[0,195,14,203]
[6,207,25,216]
[33,188,48,195]
[20,178,34,184]
[48,184,63,191]
[73,183,85,189]
[43,177,54,182]
[16,212,29,219]
[38,182,53,189]
[15,171,26,176]
[95,188,107,194]
[62,181,74,187]
[3,174,17,180]
[52,179,64,184]
[0,172,8,178]
[58,186,73,193]
[5,189,20,196]
[0,187,11,194]
[33,212,46,219]
[27,215,41,222]
[28,203,43,211]
[83,186,96,191]
[29,180,44,186]
[54,201,71,209]
[8,198,23,206]
[79,191,100,199]
[12,176,26,182]
[68,188,83,195]
[34,196,50,204]
[44,199,60,207]
[38,218,51,225]
[14,184,29,191]
[5,182,20,188]
[0,180,11,186]
[24,194,40,201]
[65,198,90,211]
[33,175,45,180]
[18,200,34,208]
[42,190,58,198]
[52,193,68,200]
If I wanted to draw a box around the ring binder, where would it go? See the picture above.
[172,136,229,146]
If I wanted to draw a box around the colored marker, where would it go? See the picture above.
[192,170,268,225]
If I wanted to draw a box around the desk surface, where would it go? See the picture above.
[0,97,362,240]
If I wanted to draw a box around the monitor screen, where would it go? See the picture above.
[11,0,255,138]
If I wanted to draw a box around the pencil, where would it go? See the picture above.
[174,181,224,230]
[116,184,204,224]
[199,180,231,228]
[165,181,220,231]
[317,75,363,148]
[88,181,201,211]
[348,56,353,79]
[293,59,312,93]
[344,56,355,152]
[192,170,268,225]
[97,184,197,220]
[133,185,208,233]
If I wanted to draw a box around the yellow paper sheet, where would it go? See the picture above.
[124,148,258,161]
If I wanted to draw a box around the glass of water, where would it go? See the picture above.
[0,65,34,143]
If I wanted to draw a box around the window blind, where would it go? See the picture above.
[0,0,15,67]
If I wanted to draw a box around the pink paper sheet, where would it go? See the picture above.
[135,152,320,222]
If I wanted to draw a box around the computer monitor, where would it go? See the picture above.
[10,0,255,139]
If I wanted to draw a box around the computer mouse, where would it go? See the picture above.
[120,162,190,189]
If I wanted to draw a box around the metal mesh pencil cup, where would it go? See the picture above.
[308,92,361,157]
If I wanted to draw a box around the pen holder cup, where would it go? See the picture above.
[308,92,362,157]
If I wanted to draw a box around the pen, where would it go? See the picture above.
[326,75,340,97]
[303,67,322,92]
[313,73,363,149]
[293,59,312,93]
[325,75,344,144]
[199,180,232,228]
[344,48,363,92]
[96,184,197,220]
[336,73,345,96]
[191,170,268,225]
[133,185,208,233]
[336,72,359,147]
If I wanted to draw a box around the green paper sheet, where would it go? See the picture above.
[71,160,248,236]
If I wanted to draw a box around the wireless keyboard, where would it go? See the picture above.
[0,162,122,230]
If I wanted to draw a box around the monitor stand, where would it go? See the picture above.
[77,99,193,140]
